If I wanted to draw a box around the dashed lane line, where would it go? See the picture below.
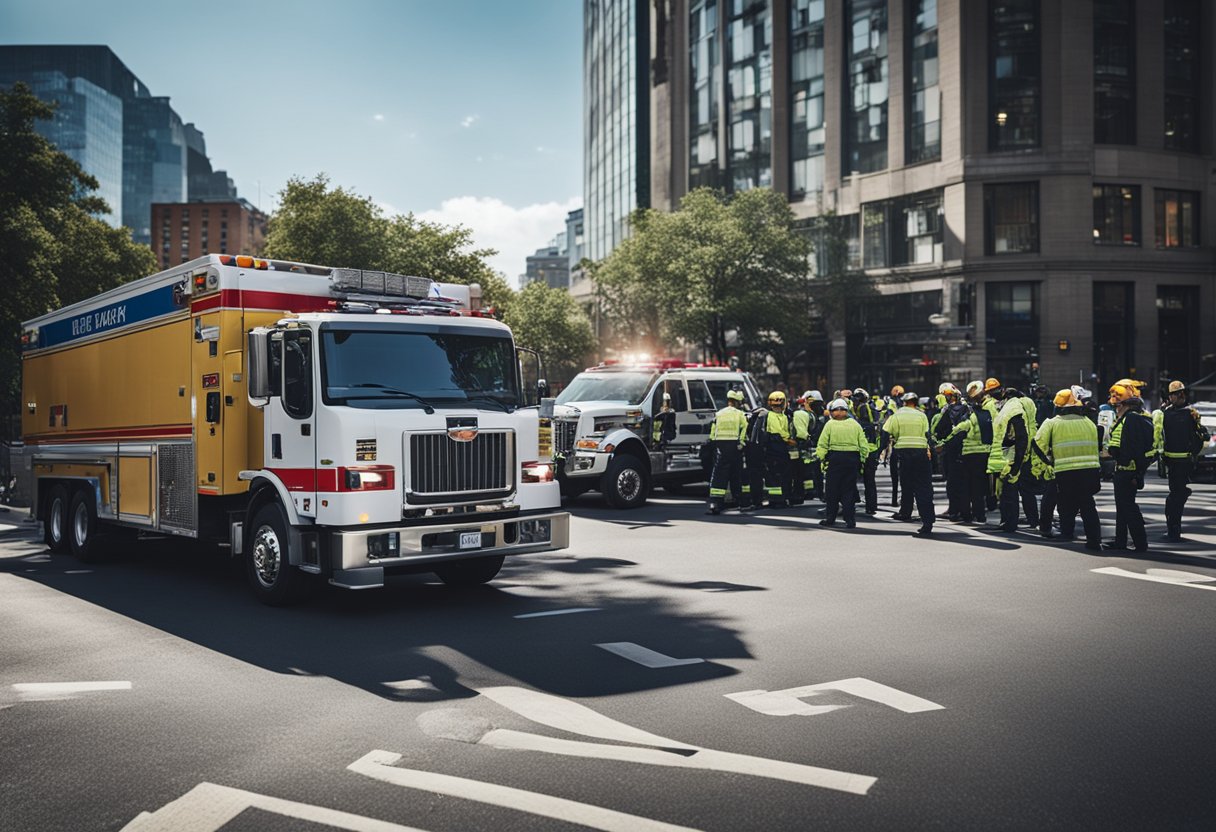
[1092,566,1216,591]
[513,607,600,619]
[595,642,705,668]
[13,681,131,701]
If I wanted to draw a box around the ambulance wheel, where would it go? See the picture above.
[246,503,312,606]
[68,488,102,562]
[435,555,504,587]
[602,455,649,509]
[44,485,71,553]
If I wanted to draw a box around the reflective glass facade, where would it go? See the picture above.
[845,0,889,174]
[790,0,825,198]
[689,0,721,189]
[1094,0,1135,145]
[989,0,1040,150]
[907,0,940,163]
[726,0,773,192]
[1163,0,1201,153]
[585,0,649,261]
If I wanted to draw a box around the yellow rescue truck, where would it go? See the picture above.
[23,254,568,603]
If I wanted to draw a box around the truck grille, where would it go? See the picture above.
[407,430,514,504]
[553,419,579,456]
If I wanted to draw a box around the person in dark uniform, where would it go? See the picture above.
[883,392,935,537]
[935,383,971,520]
[1032,389,1102,549]
[1157,380,1210,541]
[885,385,904,506]
[1103,383,1154,552]
[804,391,827,500]
[706,389,748,514]
[740,400,769,512]
[816,398,869,528]
[762,390,795,508]
[852,388,884,515]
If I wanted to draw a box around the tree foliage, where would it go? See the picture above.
[503,281,596,383]
[0,83,156,434]
[264,174,514,315]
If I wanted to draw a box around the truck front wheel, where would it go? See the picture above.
[246,503,313,606]
[44,485,71,553]
[435,555,504,586]
[602,455,649,509]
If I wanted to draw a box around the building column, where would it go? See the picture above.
[771,0,791,197]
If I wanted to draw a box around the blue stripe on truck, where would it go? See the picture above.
[35,283,184,350]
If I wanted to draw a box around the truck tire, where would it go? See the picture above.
[68,488,103,562]
[435,554,504,587]
[246,503,313,606]
[44,485,71,553]
[602,455,649,509]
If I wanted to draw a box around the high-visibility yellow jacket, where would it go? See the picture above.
[816,417,870,461]
[765,410,791,442]
[988,396,1029,474]
[882,406,930,449]
[709,405,747,444]
[1032,411,1099,476]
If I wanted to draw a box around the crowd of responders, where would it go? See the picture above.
[701,377,1210,550]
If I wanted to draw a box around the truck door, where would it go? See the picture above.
[684,379,717,442]
[265,328,318,517]
[193,312,225,494]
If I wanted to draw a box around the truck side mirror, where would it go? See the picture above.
[247,329,272,399]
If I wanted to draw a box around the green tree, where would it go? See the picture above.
[264,174,514,316]
[503,281,596,383]
[0,83,155,434]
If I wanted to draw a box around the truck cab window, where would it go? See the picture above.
[283,329,313,419]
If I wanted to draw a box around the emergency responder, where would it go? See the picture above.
[805,391,827,500]
[1103,383,1154,552]
[1031,389,1102,550]
[816,398,869,528]
[987,380,1032,532]
[883,392,935,537]
[741,399,770,512]
[935,383,971,520]
[706,389,748,515]
[791,393,818,505]
[887,385,906,505]
[763,390,796,508]
[651,391,676,449]
[1157,380,1210,541]
[947,380,997,524]
[853,388,884,515]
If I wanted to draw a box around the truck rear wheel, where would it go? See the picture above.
[68,488,104,562]
[602,455,649,509]
[246,503,313,606]
[435,555,504,586]
[44,485,71,553]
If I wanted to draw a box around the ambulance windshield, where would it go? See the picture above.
[555,371,656,405]
[320,325,519,410]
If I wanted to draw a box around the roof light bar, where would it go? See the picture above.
[330,268,434,300]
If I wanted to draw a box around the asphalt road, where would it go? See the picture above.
[1,475,1214,832]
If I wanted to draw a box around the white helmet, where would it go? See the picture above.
[809,390,824,402]
[828,398,849,411]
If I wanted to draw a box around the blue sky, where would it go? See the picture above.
[4,0,583,281]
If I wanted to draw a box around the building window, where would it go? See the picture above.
[1093,185,1141,245]
[725,0,772,192]
[1158,285,1200,381]
[984,182,1039,254]
[1093,282,1135,387]
[790,0,826,198]
[690,0,721,189]
[1164,0,1201,153]
[907,0,940,163]
[845,0,888,175]
[1094,0,1135,145]
[862,190,944,268]
[1155,189,1200,247]
[989,0,1040,150]
[985,281,1040,385]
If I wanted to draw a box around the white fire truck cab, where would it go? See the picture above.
[551,361,761,508]
[23,254,569,604]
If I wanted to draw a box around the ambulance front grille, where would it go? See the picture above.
[157,443,196,531]
[407,430,514,504]
[553,419,578,456]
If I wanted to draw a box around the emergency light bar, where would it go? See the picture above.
[330,268,433,300]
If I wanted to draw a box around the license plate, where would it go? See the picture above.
[459,531,482,550]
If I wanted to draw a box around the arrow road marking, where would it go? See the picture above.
[1092,566,1216,591]
[13,681,131,701]
[726,678,945,716]
[514,607,600,618]
[595,642,705,668]
[121,781,426,832]
[348,750,703,832]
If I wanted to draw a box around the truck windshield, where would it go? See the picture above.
[556,371,656,405]
[321,327,519,410]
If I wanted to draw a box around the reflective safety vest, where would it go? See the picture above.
[855,401,884,451]
[949,398,997,456]
[1109,410,1155,471]
[1161,406,1206,459]
[815,417,869,460]
[792,408,812,441]
[988,397,1028,473]
[765,409,791,442]
[1033,414,1099,473]
[883,407,930,449]
[709,405,747,444]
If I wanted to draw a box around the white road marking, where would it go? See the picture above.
[473,686,876,795]
[64,569,93,574]
[22,554,50,562]
[384,677,442,694]
[120,781,427,832]
[1092,566,1216,591]
[514,607,600,619]
[13,681,132,701]
[349,750,703,832]
[595,642,705,668]
[726,678,945,716]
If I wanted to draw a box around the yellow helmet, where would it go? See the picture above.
[1108,383,1134,404]
[767,390,787,405]
[890,385,905,397]
[1054,389,1079,408]
[1168,380,1186,394]
[1115,377,1146,395]
[984,377,1002,393]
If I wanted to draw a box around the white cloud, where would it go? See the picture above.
[372,113,385,122]
[460,114,479,128]
[418,195,582,286]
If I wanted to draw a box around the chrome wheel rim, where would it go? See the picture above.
[72,500,89,547]
[617,468,642,502]
[251,524,282,588]
[50,497,65,544]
